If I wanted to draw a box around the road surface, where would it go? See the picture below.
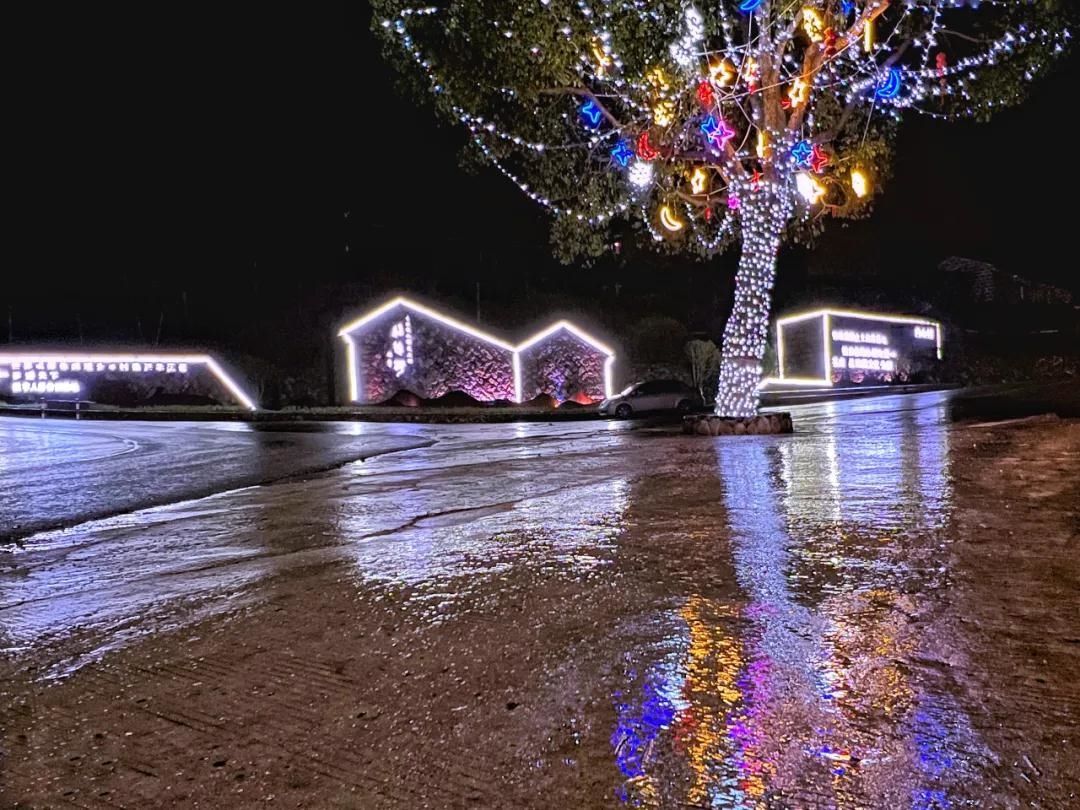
[1,392,1078,808]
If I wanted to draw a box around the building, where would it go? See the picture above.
[0,351,258,409]
[767,308,942,387]
[337,296,615,405]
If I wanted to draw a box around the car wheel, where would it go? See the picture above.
[615,403,633,419]
[676,398,693,413]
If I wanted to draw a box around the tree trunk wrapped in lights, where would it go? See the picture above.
[371,0,1069,415]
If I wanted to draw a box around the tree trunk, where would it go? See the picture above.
[715,194,791,417]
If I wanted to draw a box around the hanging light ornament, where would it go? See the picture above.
[801,7,826,42]
[659,205,685,232]
[850,168,871,198]
[689,167,709,194]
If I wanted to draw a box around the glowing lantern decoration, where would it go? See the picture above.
[636,131,660,161]
[659,205,685,232]
[796,172,826,204]
[756,130,769,159]
[850,168,870,198]
[653,99,676,127]
[689,167,708,194]
[801,7,826,42]
[864,18,876,52]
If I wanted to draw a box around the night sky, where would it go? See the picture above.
[5,4,1077,356]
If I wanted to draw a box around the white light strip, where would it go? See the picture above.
[340,300,618,404]
[760,376,831,387]
[338,296,517,351]
[0,352,258,410]
[775,307,943,385]
[343,335,359,403]
[822,313,832,387]
[514,320,616,357]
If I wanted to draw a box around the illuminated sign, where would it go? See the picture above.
[765,308,942,388]
[0,352,258,410]
[338,296,616,404]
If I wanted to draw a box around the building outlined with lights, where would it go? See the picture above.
[337,296,615,405]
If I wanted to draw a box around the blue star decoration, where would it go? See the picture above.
[610,139,634,167]
[580,100,604,128]
[840,0,855,17]
[791,140,813,166]
[874,68,902,100]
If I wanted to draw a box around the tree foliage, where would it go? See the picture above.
[372,0,1069,263]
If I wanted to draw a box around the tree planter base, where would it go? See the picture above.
[683,412,793,436]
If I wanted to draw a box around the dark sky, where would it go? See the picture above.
[5,4,1076,351]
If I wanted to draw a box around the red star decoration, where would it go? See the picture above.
[781,98,791,109]
[751,170,762,190]
[696,81,715,108]
[810,143,829,173]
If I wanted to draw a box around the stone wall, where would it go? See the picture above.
[518,331,606,403]
[357,309,515,403]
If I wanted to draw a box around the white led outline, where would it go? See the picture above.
[338,298,617,403]
[515,320,616,401]
[774,308,943,388]
[0,352,258,410]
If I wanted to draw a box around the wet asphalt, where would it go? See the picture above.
[1,390,1077,807]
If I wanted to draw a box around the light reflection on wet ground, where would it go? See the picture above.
[1,393,1078,807]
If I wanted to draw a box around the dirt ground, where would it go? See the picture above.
[1,406,1078,808]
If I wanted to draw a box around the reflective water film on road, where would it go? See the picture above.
[2,393,1078,808]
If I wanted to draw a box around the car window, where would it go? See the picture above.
[635,382,659,395]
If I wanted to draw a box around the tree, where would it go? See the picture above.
[371,0,1069,416]
[686,338,721,402]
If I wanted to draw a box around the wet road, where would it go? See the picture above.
[1,394,1078,808]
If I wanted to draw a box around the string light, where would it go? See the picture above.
[380,1,1068,417]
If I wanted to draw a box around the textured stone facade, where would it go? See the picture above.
[356,307,515,403]
[518,330,607,403]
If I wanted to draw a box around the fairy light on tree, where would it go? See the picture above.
[372,0,1069,417]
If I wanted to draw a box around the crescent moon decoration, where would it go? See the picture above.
[659,205,685,232]
[636,131,660,161]
[874,67,902,100]
[738,0,763,12]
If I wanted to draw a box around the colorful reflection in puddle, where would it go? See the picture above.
[612,399,981,807]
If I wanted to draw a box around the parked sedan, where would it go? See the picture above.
[598,380,702,418]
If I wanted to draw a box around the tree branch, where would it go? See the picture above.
[538,87,622,128]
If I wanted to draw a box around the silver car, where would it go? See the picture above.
[598,379,702,418]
